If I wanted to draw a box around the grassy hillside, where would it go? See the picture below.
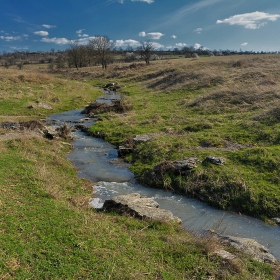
[0,62,279,279]
[71,55,280,221]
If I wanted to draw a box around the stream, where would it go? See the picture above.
[47,92,280,260]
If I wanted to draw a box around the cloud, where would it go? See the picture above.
[138,31,164,39]
[115,39,141,48]
[69,37,96,45]
[10,46,29,50]
[41,37,69,45]
[34,31,49,36]
[76,29,85,34]
[118,0,124,3]
[216,11,280,29]
[42,24,56,29]
[194,43,201,49]
[175,43,187,48]
[150,42,164,49]
[171,35,177,39]
[131,0,154,3]
[147,32,164,39]
[241,42,248,46]
[78,37,95,44]
[76,29,89,38]
[194,28,202,34]
[139,31,146,37]
[0,36,21,41]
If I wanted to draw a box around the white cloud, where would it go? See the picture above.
[150,42,164,49]
[78,37,95,44]
[139,31,146,37]
[41,37,69,45]
[42,24,56,29]
[10,46,29,50]
[76,29,89,38]
[194,28,202,34]
[34,31,49,36]
[171,35,177,39]
[175,43,187,48]
[23,34,29,38]
[241,42,248,46]
[0,36,21,41]
[138,31,164,39]
[115,39,141,48]
[118,0,124,3]
[131,0,154,3]
[147,32,164,39]
[194,43,201,49]
[216,11,280,29]
[76,29,85,34]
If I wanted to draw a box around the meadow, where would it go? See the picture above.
[79,55,280,221]
[0,56,280,279]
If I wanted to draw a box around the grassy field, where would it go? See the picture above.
[0,60,280,279]
[66,54,280,221]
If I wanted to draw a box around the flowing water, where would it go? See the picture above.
[47,94,280,260]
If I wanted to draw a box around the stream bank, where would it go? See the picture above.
[47,101,280,262]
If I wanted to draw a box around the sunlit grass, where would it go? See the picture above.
[0,59,279,278]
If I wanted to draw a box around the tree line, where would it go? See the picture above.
[1,37,279,70]
[67,37,154,70]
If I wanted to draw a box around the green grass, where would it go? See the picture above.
[0,62,279,279]
[85,56,280,220]
[1,137,275,279]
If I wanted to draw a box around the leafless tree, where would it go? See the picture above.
[89,36,114,69]
[67,40,88,69]
[140,41,154,64]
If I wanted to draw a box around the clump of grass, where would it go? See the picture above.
[233,60,246,67]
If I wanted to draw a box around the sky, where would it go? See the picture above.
[1,0,280,53]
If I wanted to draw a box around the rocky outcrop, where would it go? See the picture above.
[103,193,181,223]
[220,235,278,264]
[204,156,225,165]
[151,157,201,176]
[213,249,236,260]
[133,133,157,144]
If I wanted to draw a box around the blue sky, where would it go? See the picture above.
[1,0,280,52]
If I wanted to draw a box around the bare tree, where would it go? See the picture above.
[141,41,154,64]
[67,40,87,70]
[89,36,114,69]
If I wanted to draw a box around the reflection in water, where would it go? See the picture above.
[47,109,280,260]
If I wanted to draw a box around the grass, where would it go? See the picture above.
[75,55,280,220]
[1,137,276,279]
[0,59,279,279]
